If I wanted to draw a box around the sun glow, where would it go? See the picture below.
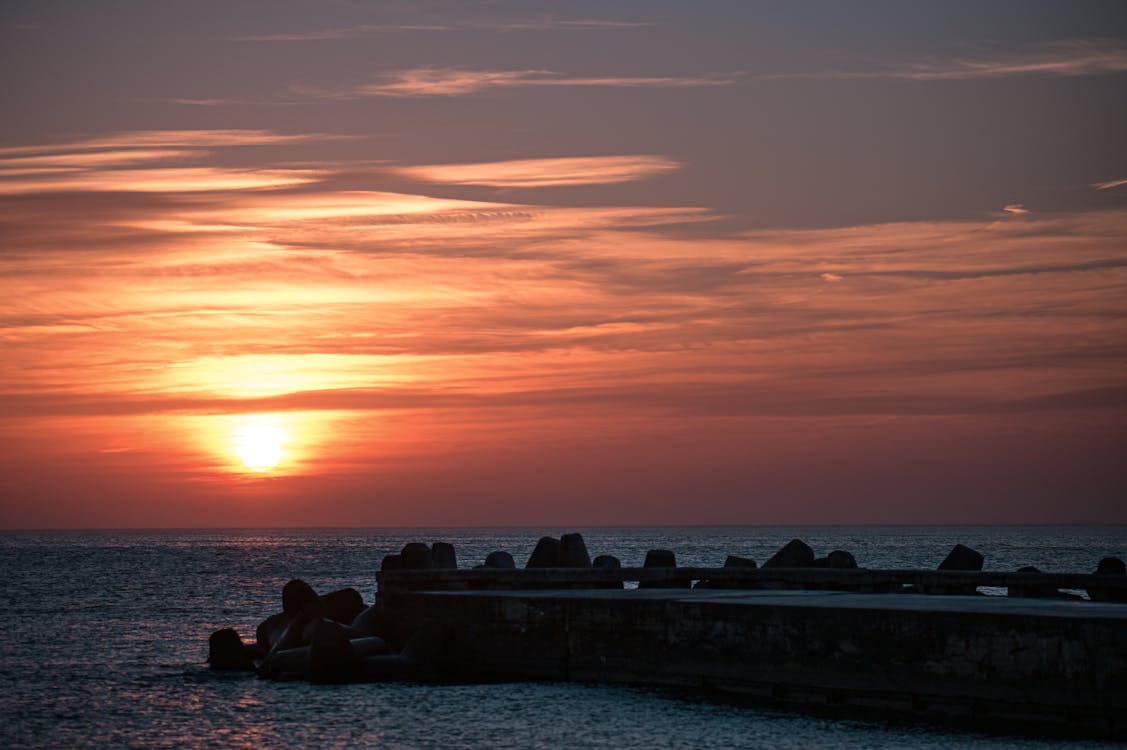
[232,419,287,472]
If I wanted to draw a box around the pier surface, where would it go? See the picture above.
[378,576,1127,738]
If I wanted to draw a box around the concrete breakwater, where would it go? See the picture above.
[208,534,1127,738]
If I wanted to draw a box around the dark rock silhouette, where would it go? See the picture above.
[1009,565,1055,599]
[560,533,592,567]
[350,636,391,658]
[308,619,358,683]
[269,596,325,655]
[926,544,985,595]
[431,542,457,569]
[350,605,383,637]
[322,588,365,625]
[208,627,254,670]
[593,554,621,569]
[381,554,402,571]
[526,536,561,567]
[696,554,757,589]
[1089,556,1127,602]
[484,551,516,569]
[1098,557,1126,575]
[258,645,310,679]
[592,553,623,588]
[938,544,984,571]
[825,550,859,569]
[763,539,815,568]
[282,579,318,615]
[640,548,689,588]
[400,542,434,570]
[255,611,292,651]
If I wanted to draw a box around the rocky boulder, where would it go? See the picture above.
[255,611,292,652]
[282,579,318,615]
[431,542,457,569]
[308,619,358,683]
[1089,556,1127,602]
[526,536,561,568]
[559,533,592,567]
[400,542,434,570]
[484,551,516,569]
[640,548,688,589]
[321,587,365,625]
[763,539,815,568]
[208,627,254,671]
[938,544,984,571]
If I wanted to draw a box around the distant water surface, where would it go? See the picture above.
[1,526,1124,749]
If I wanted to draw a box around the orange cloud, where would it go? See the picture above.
[0,167,323,194]
[394,155,680,187]
[2,129,1124,522]
[768,39,1127,80]
[310,68,736,97]
[1094,177,1127,190]
[0,129,347,157]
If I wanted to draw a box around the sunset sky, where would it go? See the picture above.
[2,1,1125,528]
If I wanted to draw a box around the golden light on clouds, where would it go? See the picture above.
[1,123,1124,525]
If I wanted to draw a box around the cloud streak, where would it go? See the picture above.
[393,155,680,187]
[0,129,347,157]
[306,68,736,98]
[770,39,1127,81]
[1094,177,1127,190]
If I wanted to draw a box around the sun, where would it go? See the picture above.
[233,421,287,472]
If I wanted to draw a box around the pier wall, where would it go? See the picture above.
[382,588,1127,737]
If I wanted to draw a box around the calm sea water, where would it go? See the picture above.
[1,526,1125,749]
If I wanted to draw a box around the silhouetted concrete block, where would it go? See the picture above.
[763,539,815,568]
[322,587,365,625]
[282,579,318,615]
[593,554,621,569]
[560,533,591,567]
[431,542,457,569]
[400,542,433,570]
[938,544,984,571]
[641,548,688,588]
[1089,556,1127,602]
[255,611,292,651]
[208,627,254,671]
[309,619,357,683]
[526,536,561,567]
[484,551,516,569]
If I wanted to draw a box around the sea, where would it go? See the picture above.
[1,525,1125,749]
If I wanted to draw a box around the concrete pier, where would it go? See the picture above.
[377,569,1127,738]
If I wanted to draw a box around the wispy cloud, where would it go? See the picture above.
[3,128,1125,474]
[771,39,1127,81]
[394,155,680,187]
[0,168,322,195]
[0,149,201,170]
[230,18,652,41]
[0,129,346,157]
[1002,204,1029,215]
[230,24,451,41]
[1094,177,1127,190]
[305,68,736,98]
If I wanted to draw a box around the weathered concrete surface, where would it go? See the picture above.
[381,588,1127,738]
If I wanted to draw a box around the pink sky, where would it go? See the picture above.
[1,2,1125,527]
